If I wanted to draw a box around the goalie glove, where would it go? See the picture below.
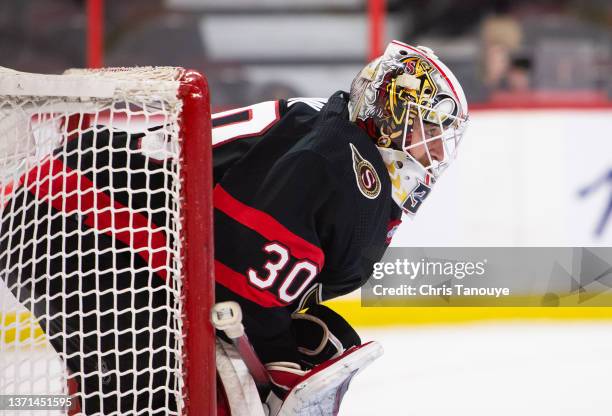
[264,341,383,416]
[292,304,361,369]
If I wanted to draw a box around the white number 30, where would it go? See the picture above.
[247,242,318,303]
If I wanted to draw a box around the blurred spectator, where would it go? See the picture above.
[503,55,532,92]
[482,43,511,91]
[480,8,524,92]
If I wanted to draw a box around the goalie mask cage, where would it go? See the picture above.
[0,67,215,415]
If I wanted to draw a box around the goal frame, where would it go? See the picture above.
[178,69,216,415]
[0,66,215,414]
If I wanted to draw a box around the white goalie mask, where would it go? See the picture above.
[349,41,469,216]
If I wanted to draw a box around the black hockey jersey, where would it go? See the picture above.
[212,91,402,364]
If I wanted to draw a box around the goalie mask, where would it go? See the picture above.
[348,41,469,216]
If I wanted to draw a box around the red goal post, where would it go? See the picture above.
[0,66,215,414]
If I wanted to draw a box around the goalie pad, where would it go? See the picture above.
[216,338,266,416]
[266,341,383,416]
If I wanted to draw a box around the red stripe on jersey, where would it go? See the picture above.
[215,260,284,307]
[1,180,16,208]
[26,158,169,280]
[213,185,324,268]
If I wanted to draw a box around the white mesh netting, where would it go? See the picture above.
[0,67,188,415]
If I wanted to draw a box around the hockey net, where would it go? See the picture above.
[0,67,214,415]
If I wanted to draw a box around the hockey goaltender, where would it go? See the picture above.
[211,40,469,415]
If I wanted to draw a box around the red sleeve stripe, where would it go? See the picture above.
[1,181,16,209]
[215,260,284,307]
[26,157,169,280]
[213,185,324,268]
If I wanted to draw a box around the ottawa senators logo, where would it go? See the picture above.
[350,143,381,199]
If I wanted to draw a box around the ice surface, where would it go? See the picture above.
[0,346,66,416]
[341,322,612,416]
